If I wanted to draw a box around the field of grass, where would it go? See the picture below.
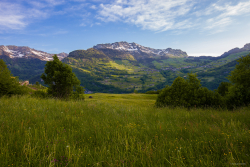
[0,94,249,166]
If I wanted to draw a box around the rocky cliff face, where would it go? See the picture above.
[220,43,250,58]
[93,41,188,58]
[0,45,68,61]
[243,43,250,50]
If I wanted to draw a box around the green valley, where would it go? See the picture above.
[1,42,250,93]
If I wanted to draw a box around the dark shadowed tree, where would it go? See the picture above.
[217,82,232,96]
[0,59,26,97]
[226,53,250,108]
[228,53,250,88]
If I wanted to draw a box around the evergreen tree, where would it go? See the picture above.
[41,55,84,99]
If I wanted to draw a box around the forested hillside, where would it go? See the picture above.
[1,43,250,93]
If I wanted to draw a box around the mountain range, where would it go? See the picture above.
[1,42,250,93]
[0,45,68,61]
[93,42,188,59]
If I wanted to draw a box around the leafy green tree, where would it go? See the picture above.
[228,53,250,88]
[226,53,250,108]
[0,59,26,97]
[41,55,84,99]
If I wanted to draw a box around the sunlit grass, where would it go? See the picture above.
[0,94,249,166]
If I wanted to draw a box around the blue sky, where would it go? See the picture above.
[1,0,250,56]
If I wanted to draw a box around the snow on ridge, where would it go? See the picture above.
[18,53,24,57]
[31,50,50,57]
[127,48,138,51]
[115,46,126,50]
[9,50,17,53]
[3,46,12,54]
[31,50,43,56]
[157,51,162,54]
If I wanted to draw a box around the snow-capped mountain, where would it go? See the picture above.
[93,41,188,57]
[0,45,68,61]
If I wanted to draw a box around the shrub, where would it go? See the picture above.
[155,73,223,108]
[31,90,49,99]
[145,90,162,94]
[225,85,250,110]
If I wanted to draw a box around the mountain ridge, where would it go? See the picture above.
[220,43,250,58]
[93,41,188,58]
[0,45,68,61]
[1,42,250,93]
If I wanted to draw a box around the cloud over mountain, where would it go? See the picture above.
[97,0,250,33]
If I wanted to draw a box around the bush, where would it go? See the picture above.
[155,73,223,108]
[225,85,250,110]
[31,90,50,99]
[145,90,162,94]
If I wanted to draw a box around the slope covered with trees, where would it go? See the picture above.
[1,43,250,93]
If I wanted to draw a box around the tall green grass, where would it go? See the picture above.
[0,94,249,166]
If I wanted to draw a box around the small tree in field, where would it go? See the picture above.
[41,55,84,99]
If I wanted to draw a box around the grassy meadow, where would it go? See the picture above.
[0,94,249,166]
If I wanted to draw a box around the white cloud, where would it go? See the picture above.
[44,0,65,6]
[97,0,250,33]
[206,17,232,30]
[201,1,250,33]
[0,1,51,30]
[0,2,27,30]
[90,5,97,9]
[0,15,26,30]
[0,0,70,31]
[98,0,194,31]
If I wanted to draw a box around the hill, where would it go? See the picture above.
[1,42,250,92]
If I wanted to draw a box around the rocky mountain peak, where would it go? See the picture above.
[93,41,188,58]
[243,43,250,50]
[0,45,68,61]
[220,43,250,58]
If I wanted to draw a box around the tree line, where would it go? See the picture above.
[1,53,250,109]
